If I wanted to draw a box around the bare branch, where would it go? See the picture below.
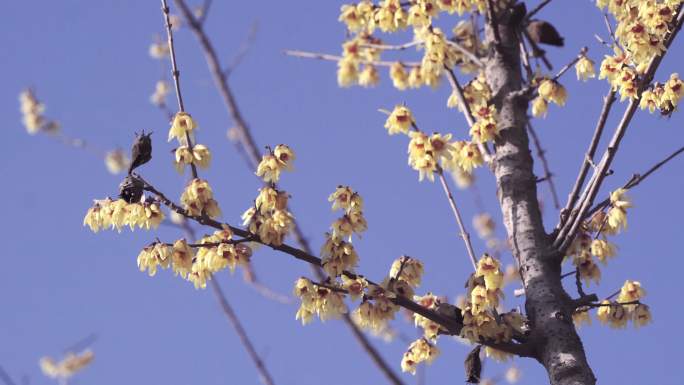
[225,21,259,77]
[558,90,616,231]
[525,0,553,21]
[552,47,588,82]
[438,168,479,270]
[0,365,17,385]
[160,0,198,179]
[209,279,277,385]
[586,144,684,217]
[526,122,560,209]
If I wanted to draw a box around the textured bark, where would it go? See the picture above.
[485,15,596,385]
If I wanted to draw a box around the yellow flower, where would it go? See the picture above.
[408,65,424,88]
[573,309,592,327]
[321,234,359,277]
[607,188,632,232]
[458,142,483,172]
[168,112,197,143]
[359,65,380,87]
[274,144,295,171]
[341,275,368,301]
[337,57,359,87]
[180,178,221,218]
[531,96,549,118]
[470,117,498,143]
[390,62,409,90]
[632,304,652,328]
[574,253,601,286]
[171,239,194,279]
[389,256,424,287]
[192,144,212,169]
[40,350,94,379]
[384,105,414,135]
[617,280,646,303]
[137,243,171,277]
[485,346,512,362]
[476,254,504,290]
[538,79,567,106]
[607,304,629,328]
[401,338,439,374]
[338,4,364,32]
[591,238,616,263]
[575,56,596,81]
[596,300,612,324]
[173,146,193,173]
[328,185,362,212]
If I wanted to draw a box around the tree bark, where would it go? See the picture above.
[484,14,596,385]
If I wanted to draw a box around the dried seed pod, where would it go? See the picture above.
[119,175,144,203]
[128,130,153,174]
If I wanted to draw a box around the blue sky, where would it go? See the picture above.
[2,1,683,385]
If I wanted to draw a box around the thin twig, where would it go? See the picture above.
[526,122,560,209]
[210,279,277,385]
[0,365,17,385]
[525,0,553,21]
[586,144,684,217]
[175,211,278,385]
[160,0,198,179]
[197,0,212,25]
[552,47,588,81]
[284,49,420,68]
[438,169,479,270]
[225,21,259,77]
[558,90,616,231]
[360,40,422,51]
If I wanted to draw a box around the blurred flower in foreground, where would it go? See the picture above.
[40,350,94,381]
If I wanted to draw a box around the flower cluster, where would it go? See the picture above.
[84,198,164,232]
[294,277,348,325]
[567,188,633,285]
[40,350,94,380]
[255,144,296,183]
[180,178,222,218]
[598,0,677,72]
[459,254,519,361]
[319,186,367,276]
[242,186,294,246]
[401,338,439,375]
[595,281,651,328]
[384,105,484,182]
[640,73,683,116]
[19,89,59,135]
[136,228,252,290]
[597,2,680,103]
[412,293,445,341]
[336,0,505,89]
[532,78,568,118]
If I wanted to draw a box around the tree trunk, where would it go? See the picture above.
[484,13,597,385]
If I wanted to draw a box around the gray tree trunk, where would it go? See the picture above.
[485,15,597,385]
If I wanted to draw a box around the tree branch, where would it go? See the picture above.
[586,144,684,217]
[526,122,560,209]
[160,0,198,179]
[171,3,407,383]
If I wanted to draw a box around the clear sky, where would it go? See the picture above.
[2,1,683,385]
